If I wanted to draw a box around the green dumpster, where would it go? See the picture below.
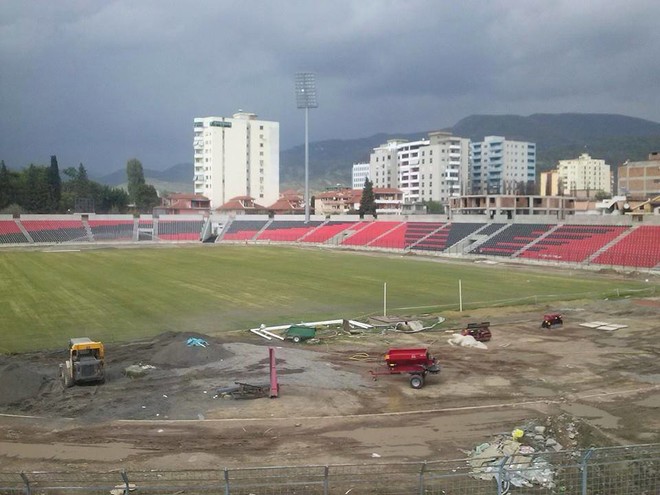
[285,325,316,343]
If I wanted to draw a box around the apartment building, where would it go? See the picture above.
[470,136,536,194]
[558,153,611,198]
[618,152,660,200]
[352,162,370,189]
[193,112,279,209]
[368,132,470,205]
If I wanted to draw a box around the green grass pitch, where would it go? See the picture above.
[0,245,654,353]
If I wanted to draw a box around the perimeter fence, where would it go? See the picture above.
[1,444,658,495]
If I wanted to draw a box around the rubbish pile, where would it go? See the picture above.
[466,421,577,490]
[448,333,488,349]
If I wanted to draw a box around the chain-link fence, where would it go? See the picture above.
[1,444,658,495]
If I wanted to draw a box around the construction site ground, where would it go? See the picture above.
[0,296,658,472]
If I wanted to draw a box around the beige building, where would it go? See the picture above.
[314,188,403,216]
[557,153,611,198]
[369,132,470,205]
[618,152,660,200]
[193,112,279,209]
[540,170,561,196]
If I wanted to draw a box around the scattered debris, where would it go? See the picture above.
[110,483,136,495]
[448,334,488,349]
[579,321,628,331]
[186,337,208,347]
[124,364,156,378]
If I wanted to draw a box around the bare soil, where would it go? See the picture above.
[0,296,658,471]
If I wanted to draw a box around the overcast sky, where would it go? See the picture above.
[1,0,659,176]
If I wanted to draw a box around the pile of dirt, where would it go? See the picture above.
[149,333,234,368]
[0,362,52,405]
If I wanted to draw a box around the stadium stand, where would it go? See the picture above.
[300,221,361,244]
[221,220,269,241]
[256,220,323,242]
[403,222,445,250]
[592,226,660,268]
[21,219,88,243]
[0,220,28,244]
[341,221,403,247]
[157,219,204,241]
[88,219,134,242]
[368,222,408,249]
[476,223,506,236]
[471,224,553,257]
[413,223,487,252]
[520,225,629,263]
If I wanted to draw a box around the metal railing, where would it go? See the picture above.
[1,444,658,494]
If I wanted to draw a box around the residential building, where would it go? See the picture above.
[193,112,279,209]
[539,170,561,197]
[352,163,370,189]
[267,190,305,215]
[215,196,268,216]
[618,152,660,200]
[369,132,470,205]
[154,193,210,215]
[314,187,403,216]
[470,136,536,194]
[558,153,611,198]
[450,194,574,219]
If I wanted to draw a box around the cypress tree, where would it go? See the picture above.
[358,178,376,218]
[48,155,62,212]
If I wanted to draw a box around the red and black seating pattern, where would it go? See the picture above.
[256,221,323,242]
[520,225,629,262]
[222,220,269,241]
[21,220,88,243]
[471,224,553,257]
[0,220,28,244]
[158,220,205,241]
[592,226,660,268]
[88,220,134,241]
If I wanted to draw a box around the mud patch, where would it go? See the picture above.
[0,363,51,406]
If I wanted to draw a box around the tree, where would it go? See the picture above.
[421,200,444,214]
[22,164,51,213]
[47,155,62,212]
[134,184,160,212]
[0,160,10,209]
[126,158,146,204]
[358,178,376,218]
[594,190,610,201]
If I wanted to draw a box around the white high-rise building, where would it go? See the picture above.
[193,112,279,208]
[470,136,536,194]
[352,163,370,189]
[369,133,470,204]
[558,153,611,198]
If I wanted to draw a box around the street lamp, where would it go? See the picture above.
[295,72,318,223]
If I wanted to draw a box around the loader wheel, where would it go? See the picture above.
[61,369,73,389]
[292,336,301,343]
[410,375,424,389]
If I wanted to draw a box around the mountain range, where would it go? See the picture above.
[96,113,660,194]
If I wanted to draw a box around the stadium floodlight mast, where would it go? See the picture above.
[295,72,318,223]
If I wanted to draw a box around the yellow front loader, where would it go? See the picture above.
[59,338,105,387]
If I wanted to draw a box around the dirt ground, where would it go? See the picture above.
[0,295,658,472]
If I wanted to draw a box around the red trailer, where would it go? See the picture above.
[370,348,441,389]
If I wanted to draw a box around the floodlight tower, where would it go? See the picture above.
[295,72,318,223]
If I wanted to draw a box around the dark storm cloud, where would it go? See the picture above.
[0,0,658,175]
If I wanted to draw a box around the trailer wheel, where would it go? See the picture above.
[292,336,301,343]
[410,375,424,389]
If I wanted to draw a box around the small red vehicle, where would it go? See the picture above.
[542,313,563,329]
[461,322,492,342]
[371,348,441,389]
